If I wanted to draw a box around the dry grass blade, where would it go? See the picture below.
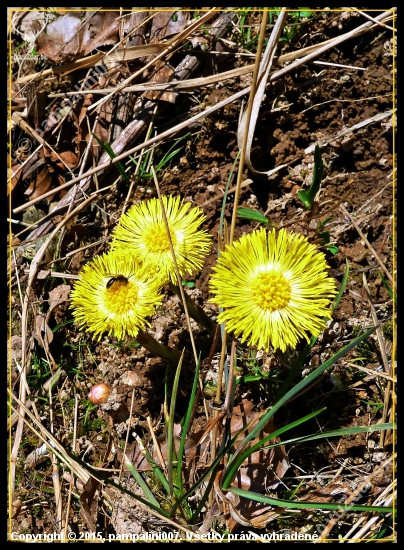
[15,42,168,84]
[88,10,218,112]
[362,274,394,449]
[237,9,287,177]
[151,166,198,366]
[318,454,395,540]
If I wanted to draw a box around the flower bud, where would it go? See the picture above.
[88,383,112,405]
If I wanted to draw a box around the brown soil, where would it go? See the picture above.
[9,8,395,543]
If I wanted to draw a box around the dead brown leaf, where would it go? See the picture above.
[150,11,190,42]
[36,13,85,62]
[24,166,52,199]
[82,11,120,56]
[47,284,71,319]
[143,61,177,103]
[36,11,120,63]
[53,150,79,170]
[35,312,54,347]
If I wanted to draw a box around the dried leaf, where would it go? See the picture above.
[36,13,85,62]
[24,166,52,199]
[150,11,190,42]
[82,11,120,56]
[56,150,79,170]
[143,61,177,103]
[35,312,54,347]
[230,401,290,491]
[124,11,149,47]
[47,284,71,318]
[78,94,94,126]
[36,11,121,63]
[299,481,352,504]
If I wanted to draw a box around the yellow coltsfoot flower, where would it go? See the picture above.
[110,195,212,284]
[209,228,337,352]
[70,250,163,341]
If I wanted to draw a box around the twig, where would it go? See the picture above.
[231,8,275,240]
[345,362,395,383]
[146,416,167,474]
[347,7,395,31]
[49,383,64,534]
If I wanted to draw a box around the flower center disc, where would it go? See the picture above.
[144,223,176,253]
[104,280,139,314]
[251,271,291,312]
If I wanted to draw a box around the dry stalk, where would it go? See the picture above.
[146,416,167,474]
[151,166,198,366]
[318,453,395,540]
[63,392,80,541]
[48,384,64,534]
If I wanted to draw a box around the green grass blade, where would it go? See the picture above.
[176,356,201,494]
[221,325,378,489]
[167,351,184,497]
[66,450,170,517]
[264,422,394,449]
[154,132,190,173]
[156,147,183,171]
[220,150,241,238]
[242,408,326,461]
[124,454,161,508]
[222,409,326,489]
[168,431,241,518]
[133,444,170,494]
[381,274,397,304]
[297,143,323,208]
[91,133,129,181]
[333,258,349,311]
[228,487,394,514]
[236,207,269,224]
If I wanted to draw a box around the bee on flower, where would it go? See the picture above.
[209,228,337,353]
[70,250,163,341]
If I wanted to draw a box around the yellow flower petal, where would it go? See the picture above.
[110,195,212,284]
[209,228,337,352]
[70,250,163,341]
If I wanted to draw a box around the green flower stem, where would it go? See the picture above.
[136,329,182,366]
[169,282,217,336]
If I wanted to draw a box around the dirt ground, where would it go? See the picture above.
[9,8,396,542]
